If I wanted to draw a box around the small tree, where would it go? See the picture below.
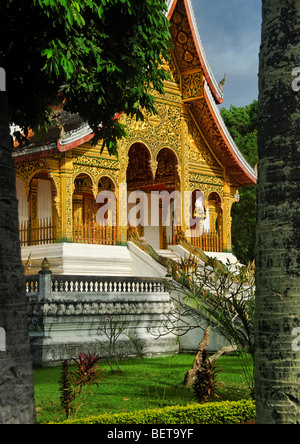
[192,349,223,403]
[59,352,104,419]
[96,315,126,372]
[165,256,255,394]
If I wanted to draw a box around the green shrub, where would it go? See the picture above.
[192,350,223,403]
[51,399,255,425]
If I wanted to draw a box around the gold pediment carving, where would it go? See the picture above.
[181,71,204,102]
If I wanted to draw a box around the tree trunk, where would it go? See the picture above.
[0,89,36,423]
[184,328,235,386]
[255,0,300,424]
[184,328,211,386]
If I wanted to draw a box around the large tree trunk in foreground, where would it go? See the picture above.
[0,90,36,423]
[255,0,300,424]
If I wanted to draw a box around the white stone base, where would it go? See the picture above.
[28,290,179,366]
[22,243,167,278]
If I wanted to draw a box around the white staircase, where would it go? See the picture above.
[156,249,182,262]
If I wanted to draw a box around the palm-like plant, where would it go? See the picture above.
[172,257,255,396]
[193,349,223,403]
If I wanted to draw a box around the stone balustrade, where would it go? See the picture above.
[26,275,166,296]
[25,270,177,366]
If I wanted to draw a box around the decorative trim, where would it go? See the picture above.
[57,123,94,152]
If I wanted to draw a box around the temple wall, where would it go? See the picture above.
[26,273,179,366]
[16,177,28,223]
[26,268,230,367]
[37,179,52,220]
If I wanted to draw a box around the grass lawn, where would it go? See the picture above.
[34,354,253,424]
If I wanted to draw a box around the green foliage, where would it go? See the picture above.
[34,355,253,423]
[53,399,255,424]
[192,350,223,403]
[183,258,256,358]
[221,100,258,265]
[0,0,172,155]
[176,256,256,396]
[221,101,258,168]
[231,185,257,265]
[59,352,104,419]
[72,352,104,391]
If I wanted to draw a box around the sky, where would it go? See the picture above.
[192,0,262,109]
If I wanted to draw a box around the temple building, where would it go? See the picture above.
[14,0,257,364]
[14,0,256,277]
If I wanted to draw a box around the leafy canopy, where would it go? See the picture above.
[0,0,172,155]
[221,101,258,169]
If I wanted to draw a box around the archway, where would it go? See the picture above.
[126,145,181,250]
[190,191,223,252]
[73,174,95,244]
[190,189,206,232]
[73,174,117,245]
[206,192,223,252]
[154,148,180,249]
[154,148,180,190]
[126,143,153,191]
[96,176,117,245]
[126,143,152,242]
[21,172,57,246]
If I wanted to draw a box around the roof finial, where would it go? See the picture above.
[56,118,66,139]
[218,73,226,92]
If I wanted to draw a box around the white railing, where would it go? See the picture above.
[26,275,166,295]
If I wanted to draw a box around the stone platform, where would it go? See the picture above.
[22,242,167,277]
[27,274,178,366]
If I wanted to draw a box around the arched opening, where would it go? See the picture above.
[73,174,116,245]
[155,148,181,249]
[126,145,181,250]
[190,189,206,232]
[19,172,57,246]
[155,148,180,190]
[190,191,223,252]
[208,192,223,234]
[126,143,152,242]
[126,143,153,191]
[73,174,95,244]
[96,177,117,245]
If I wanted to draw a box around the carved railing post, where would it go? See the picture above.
[38,258,52,301]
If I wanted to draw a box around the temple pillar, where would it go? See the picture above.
[51,181,58,231]
[28,178,38,223]
[181,104,190,242]
[118,182,128,246]
[222,179,236,253]
[28,178,38,245]
[222,196,232,252]
[58,151,73,243]
[73,194,83,225]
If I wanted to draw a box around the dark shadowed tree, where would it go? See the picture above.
[255,0,300,424]
[0,0,171,424]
